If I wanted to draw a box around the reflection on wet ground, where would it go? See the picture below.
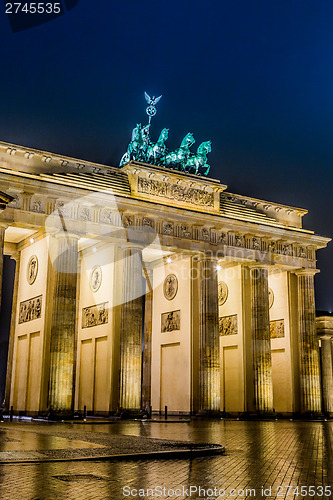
[0,419,332,499]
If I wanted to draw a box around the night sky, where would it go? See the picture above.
[0,0,332,311]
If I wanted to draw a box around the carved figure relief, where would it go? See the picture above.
[103,211,113,224]
[201,228,210,242]
[161,310,180,332]
[162,222,174,235]
[122,215,133,227]
[26,255,38,285]
[219,314,238,336]
[89,265,102,292]
[31,200,42,213]
[82,302,108,329]
[252,237,261,250]
[19,295,42,324]
[235,235,244,247]
[268,288,274,309]
[137,177,214,207]
[163,274,178,300]
[143,217,154,230]
[79,207,91,221]
[218,281,229,306]
[270,319,285,339]
[283,244,292,256]
[180,224,192,239]
[218,232,227,244]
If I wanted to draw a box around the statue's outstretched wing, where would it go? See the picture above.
[144,92,151,104]
[153,95,162,105]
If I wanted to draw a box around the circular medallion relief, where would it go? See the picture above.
[90,265,102,292]
[269,288,274,309]
[218,281,228,306]
[26,255,38,285]
[163,274,178,301]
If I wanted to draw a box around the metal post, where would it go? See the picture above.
[165,405,167,420]
[83,405,87,420]
[10,406,13,421]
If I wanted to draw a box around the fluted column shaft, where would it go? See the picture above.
[297,271,322,413]
[321,339,333,415]
[142,269,152,411]
[251,266,273,412]
[0,225,7,309]
[48,234,79,412]
[198,256,220,413]
[4,253,20,412]
[119,246,144,410]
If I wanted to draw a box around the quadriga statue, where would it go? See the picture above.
[163,133,195,171]
[185,141,211,176]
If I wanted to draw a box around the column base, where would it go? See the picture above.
[246,410,277,419]
[116,409,150,419]
[46,409,75,421]
[299,411,324,420]
[196,409,222,418]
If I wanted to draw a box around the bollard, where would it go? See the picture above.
[149,405,152,419]
[10,406,13,422]
[83,405,87,420]
[165,405,168,420]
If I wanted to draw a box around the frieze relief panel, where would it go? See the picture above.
[219,314,238,336]
[82,302,109,329]
[161,310,180,332]
[19,295,42,324]
[270,319,285,339]
[137,177,214,208]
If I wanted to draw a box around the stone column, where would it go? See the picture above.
[119,245,144,411]
[0,224,7,310]
[296,270,322,414]
[198,256,220,414]
[142,268,152,411]
[320,338,333,416]
[4,252,20,412]
[250,266,273,413]
[48,233,79,413]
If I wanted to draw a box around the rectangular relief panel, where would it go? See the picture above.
[270,319,285,339]
[219,314,238,336]
[161,310,180,333]
[19,296,42,324]
[82,302,108,329]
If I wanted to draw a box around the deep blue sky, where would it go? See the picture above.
[0,0,332,310]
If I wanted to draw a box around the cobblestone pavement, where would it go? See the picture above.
[0,419,332,499]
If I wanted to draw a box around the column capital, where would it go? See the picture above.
[295,268,320,277]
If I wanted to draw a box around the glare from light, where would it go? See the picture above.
[30,238,34,244]
[216,264,222,271]
[92,247,97,253]
[166,257,172,264]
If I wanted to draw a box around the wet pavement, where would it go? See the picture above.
[0,419,332,499]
